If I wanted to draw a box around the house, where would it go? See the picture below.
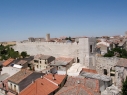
[55,76,100,95]
[0,67,21,95]
[19,74,67,95]
[33,54,55,72]
[10,56,34,69]
[7,69,44,94]
[96,41,111,55]
[50,57,74,75]
[80,68,112,92]
[2,58,14,67]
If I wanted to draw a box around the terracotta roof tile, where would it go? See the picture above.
[44,74,66,85]
[56,76,100,95]
[56,84,100,95]
[3,58,14,66]
[19,74,67,95]
[8,69,33,84]
[81,68,97,74]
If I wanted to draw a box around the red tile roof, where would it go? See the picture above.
[56,76,100,95]
[44,74,66,85]
[19,78,58,95]
[19,74,66,95]
[56,84,98,95]
[81,68,97,74]
[3,58,14,66]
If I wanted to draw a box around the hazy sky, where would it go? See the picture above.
[0,0,127,41]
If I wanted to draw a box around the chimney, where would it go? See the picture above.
[41,76,43,79]
[77,80,80,84]
[52,74,56,80]
[32,80,34,83]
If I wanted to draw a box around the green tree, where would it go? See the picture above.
[122,77,127,95]
[104,47,127,58]
[21,51,27,58]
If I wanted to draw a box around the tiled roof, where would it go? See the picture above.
[81,68,97,74]
[7,69,33,84]
[34,54,51,60]
[3,58,14,66]
[19,78,58,95]
[19,74,67,95]
[44,74,66,85]
[50,57,74,66]
[17,60,27,65]
[56,76,100,95]
[116,58,127,67]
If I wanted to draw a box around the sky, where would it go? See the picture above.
[0,0,127,41]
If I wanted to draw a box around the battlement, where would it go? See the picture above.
[16,41,78,46]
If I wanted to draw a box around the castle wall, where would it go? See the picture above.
[13,38,96,67]
[96,57,119,75]
[13,42,78,58]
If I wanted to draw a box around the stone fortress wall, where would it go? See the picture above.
[95,57,119,75]
[13,37,96,68]
[14,41,79,57]
[13,37,121,75]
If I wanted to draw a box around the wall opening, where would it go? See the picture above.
[10,83,12,89]
[104,69,107,75]
[14,85,16,91]
[110,67,115,76]
[90,45,92,53]
[37,65,38,68]
[77,57,80,63]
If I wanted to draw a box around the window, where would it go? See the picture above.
[77,57,80,63]
[14,85,16,91]
[40,65,41,69]
[90,45,92,53]
[45,60,46,64]
[10,83,12,89]
[40,61,41,64]
[37,65,38,68]
[104,69,107,75]
[34,60,39,63]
